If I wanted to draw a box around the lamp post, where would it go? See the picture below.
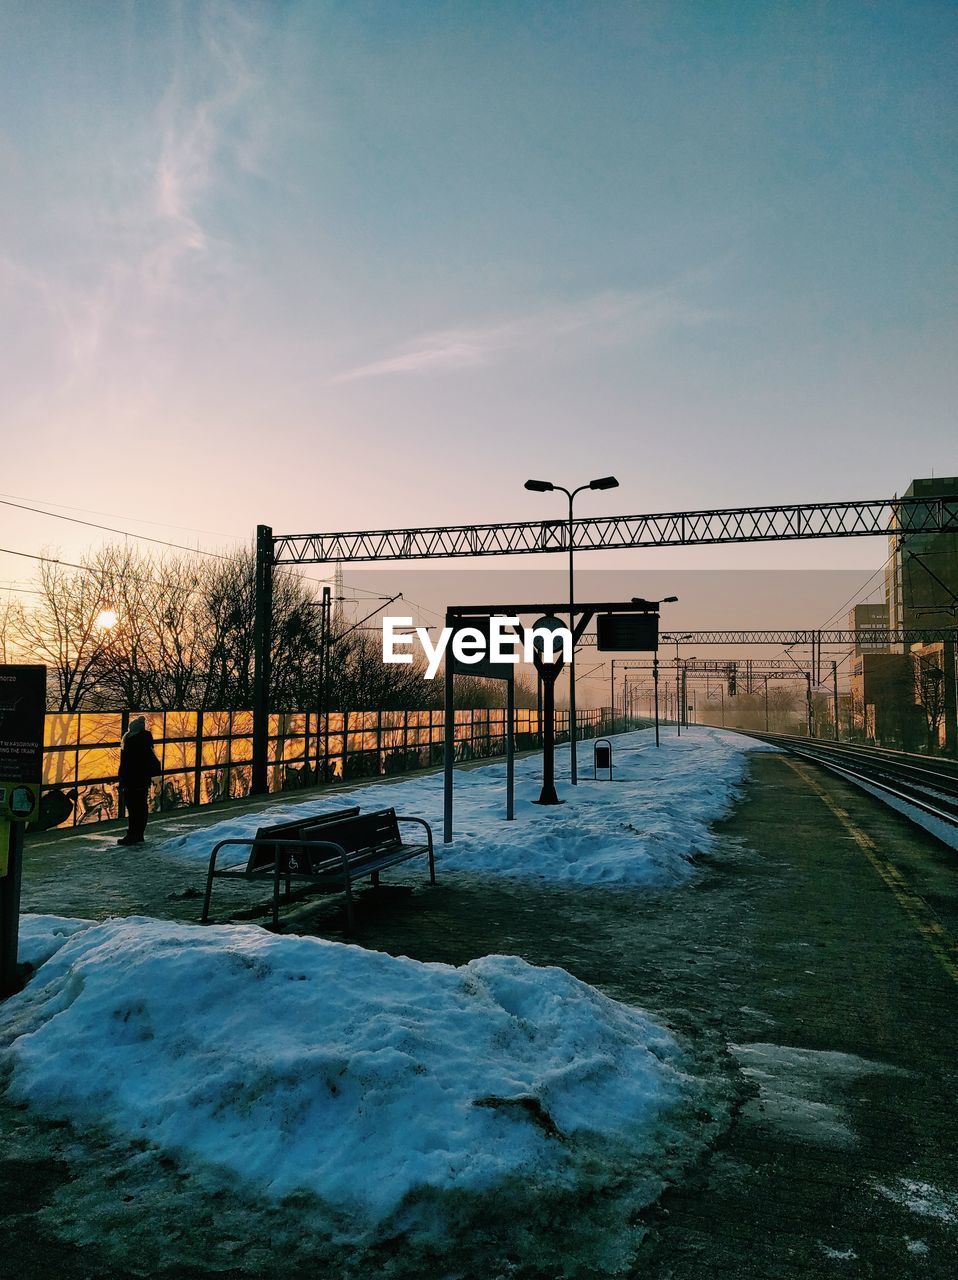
[525,474,619,785]
[653,657,660,745]
[673,634,692,736]
[681,656,696,730]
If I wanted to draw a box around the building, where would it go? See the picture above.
[848,602,890,656]
[884,477,958,752]
[850,652,918,745]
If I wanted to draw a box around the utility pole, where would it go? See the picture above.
[805,672,813,737]
[653,656,660,746]
[832,660,840,741]
[673,635,692,736]
[251,524,273,795]
[675,652,681,736]
[764,675,769,731]
[315,585,331,780]
[567,488,576,777]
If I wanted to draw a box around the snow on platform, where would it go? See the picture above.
[2,915,710,1243]
[162,726,776,887]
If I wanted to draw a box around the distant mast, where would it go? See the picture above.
[332,561,345,625]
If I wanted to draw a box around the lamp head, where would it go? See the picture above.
[524,478,555,493]
[589,475,619,491]
[663,596,678,604]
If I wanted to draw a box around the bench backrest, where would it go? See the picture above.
[247,806,361,873]
[323,808,401,856]
[283,808,403,876]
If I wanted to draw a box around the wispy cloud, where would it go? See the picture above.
[333,286,721,383]
[3,2,265,392]
[144,3,260,296]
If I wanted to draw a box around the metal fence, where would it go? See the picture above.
[38,706,612,830]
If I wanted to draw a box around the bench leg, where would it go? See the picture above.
[371,870,380,888]
[201,855,218,923]
[343,874,354,931]
[272,863,281,929]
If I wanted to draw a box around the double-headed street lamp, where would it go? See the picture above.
[525,474,619,784]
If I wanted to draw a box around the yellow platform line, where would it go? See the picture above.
[785,756,958,988]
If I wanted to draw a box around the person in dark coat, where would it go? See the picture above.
[118,716,160,846]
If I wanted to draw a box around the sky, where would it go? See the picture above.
[1,0,955,594]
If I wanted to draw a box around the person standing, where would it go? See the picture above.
[117,716,161,846]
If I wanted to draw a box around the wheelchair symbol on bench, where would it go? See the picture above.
[287,854,300,871]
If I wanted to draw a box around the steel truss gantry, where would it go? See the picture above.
[251,497,958,791]
[620,659,828,672]
[580,628,958,649]
[659,628,957,646]
[271,496,958,565]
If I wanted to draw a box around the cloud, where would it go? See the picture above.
[2,3,265,393]
[333,286,721,383]
[143,3,261,296]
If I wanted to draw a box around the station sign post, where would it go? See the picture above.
[444,616,518,842]
[0,665,46,995]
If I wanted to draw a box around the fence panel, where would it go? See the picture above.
[34,705,615,830]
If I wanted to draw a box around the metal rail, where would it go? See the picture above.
[272,497,958,565]
[742,732,958,836]
[660,629,958,646]
[577,627,958,649]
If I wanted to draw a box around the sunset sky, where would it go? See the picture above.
[1,0,955,588]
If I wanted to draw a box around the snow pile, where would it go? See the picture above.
[162,726,774,888]
[15,913,94,969]
[2,916,702,1234]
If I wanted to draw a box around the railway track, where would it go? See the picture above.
[740,732,958,841]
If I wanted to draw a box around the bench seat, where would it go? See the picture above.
[201,806,435,929]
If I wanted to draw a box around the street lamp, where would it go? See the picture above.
[682,656,696,731]
[524,474,619,784]
[673,634,692,736]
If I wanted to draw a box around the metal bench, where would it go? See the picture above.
[200,806,435,929]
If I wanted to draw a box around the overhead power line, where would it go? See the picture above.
[0,497,232,559]
[0,494,413,602]
[0,546,90,571]
[0,491,244,542]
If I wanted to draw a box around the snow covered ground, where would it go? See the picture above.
[161,726,776,888]
[1,913,719,1263]
[1,728,764,1268]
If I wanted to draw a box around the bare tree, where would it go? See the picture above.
[14,554,120,709]
[0,598,19,663]
[10,540,536,717]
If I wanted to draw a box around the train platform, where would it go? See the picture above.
[4,737,957,1277]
